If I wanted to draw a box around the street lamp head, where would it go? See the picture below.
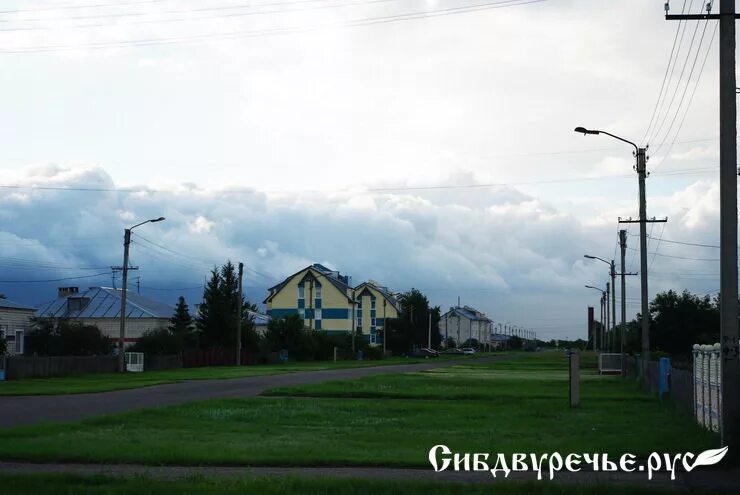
[574,126,600,135]
[150,217,166,223]
[584,255,595,259]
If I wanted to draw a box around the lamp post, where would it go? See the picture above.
[584,255,616,352]
[118,216,165,372]
[585,285,606,351]
[576,127,651,383]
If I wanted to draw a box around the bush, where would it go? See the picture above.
[0,337,6,356]
[26,318,112,356]
[130,328,182,356]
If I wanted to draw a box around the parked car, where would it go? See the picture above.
[441,348,464,355]
[411,348,440,358]
[461,347,476,355]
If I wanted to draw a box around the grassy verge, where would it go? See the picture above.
[0,355,472,396]
[0,474,685,495]
[0,353,715,466]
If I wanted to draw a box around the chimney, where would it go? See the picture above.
[58,286,79,298]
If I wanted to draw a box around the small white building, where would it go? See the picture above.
[439,305,493,347]
[0,298,36,356]
[36,287,173,345]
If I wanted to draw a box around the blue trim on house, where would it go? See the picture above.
[268,308,300,319]
[314,320,322,330]
[322,308,349,319]
[297,299,305,309]
[305,308,314,320]
[314,299,322,309]
[376,318,385,326]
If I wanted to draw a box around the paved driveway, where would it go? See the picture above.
[0,357,495,428]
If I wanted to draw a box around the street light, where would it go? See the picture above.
[584,254,616,352]
[585,284,606,351]
[575,126,651,384]
[118,216,165,372]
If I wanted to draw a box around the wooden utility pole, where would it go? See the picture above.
[666,0,739,457]
[235,262,243,366]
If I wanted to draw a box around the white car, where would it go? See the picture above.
[461,347,476,355]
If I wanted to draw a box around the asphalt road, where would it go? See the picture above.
[0,357,491,428]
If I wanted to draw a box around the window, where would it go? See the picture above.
[15,329,24,355]
[297,285,305,299]
[357,298,363,309]
[371,318,376,327]
[370,332,377,344]
[298,308,305,319]
[371,298,376,309]
[315,285,322,299]
[357,317,363,327]
[315,309,322,321]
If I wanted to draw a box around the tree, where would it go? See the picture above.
[27,318,112,356]
[197,262,258,349]
[130,328,181,355]
[385,289,441,354]
[649,290,719,357]
[0,336,6,356]
[169,296,197,350]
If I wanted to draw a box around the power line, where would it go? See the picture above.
[648,1,704,146]
[651,6,713,157]
[0,0,169,15]
[0,166,716,196]
[651,19,718,173]
[0,0,545,53]
[626,246,718,261]
[0,271,109,283]
[641,0,689,145]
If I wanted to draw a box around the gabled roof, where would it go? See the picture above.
[247,310,270,326]
[0,298,36,312]
[353,281,402,312]
[36,287,173,319]
[444,305,493,322]
[264,264,353,304]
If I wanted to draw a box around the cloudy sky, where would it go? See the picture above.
[0,0,730,339]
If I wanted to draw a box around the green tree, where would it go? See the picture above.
[385,289,441,354]
[197,262,258,349]
[169,296,197,350]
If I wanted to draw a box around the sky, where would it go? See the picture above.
[0,0,732,340]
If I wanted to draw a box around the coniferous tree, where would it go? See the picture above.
[197,262,259,349]
[169,296,196,349]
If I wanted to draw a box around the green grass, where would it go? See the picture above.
[0,352,716,467]
[0,356,462,396]
[0,474,686,495]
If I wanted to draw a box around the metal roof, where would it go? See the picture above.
[36,287,173,319]
[354,281,402,312]
[0,298,36,311]
[265,264,353,304]
[444,305,492,322]
[248,310,270,326]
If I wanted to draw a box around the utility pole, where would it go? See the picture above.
[666,0,739,453]
[617,148,666,382]
[610,260,616,353]
[236,262,243,366]
[118,228,132,373]
[620,230,628,376]
[605,282,610,352]
[383,299,387,357]
[428,309,432,349]
[600,293,605,352]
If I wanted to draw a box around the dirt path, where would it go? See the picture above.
[0,356,497,428]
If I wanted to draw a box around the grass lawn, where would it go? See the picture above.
[0,352,716,467]
[0,474,688,495]
[0,356,468,396]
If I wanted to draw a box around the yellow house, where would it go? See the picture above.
[264,264,355,337]
[353,280,401,346]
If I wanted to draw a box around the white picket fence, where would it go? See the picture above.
[693,343,721,432]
